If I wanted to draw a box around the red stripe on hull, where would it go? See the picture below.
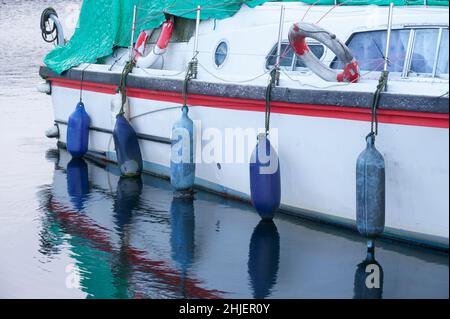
[50,78,449,129]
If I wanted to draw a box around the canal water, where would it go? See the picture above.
[0,0,448,299]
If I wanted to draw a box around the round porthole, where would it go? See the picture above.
[214,41,228,68]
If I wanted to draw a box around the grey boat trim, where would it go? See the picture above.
[39,66,449,114]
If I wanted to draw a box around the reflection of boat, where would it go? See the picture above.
[248,220,280,299]
[39,149,222,298]
[353,248,384,299]
[36,149,449,298]
[39,1,449,249]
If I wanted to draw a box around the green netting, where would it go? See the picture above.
[44,0,449,74]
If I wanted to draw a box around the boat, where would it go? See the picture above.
[38,1,449,250]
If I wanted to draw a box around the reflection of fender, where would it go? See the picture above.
[289,22,359,83]
[135,18,174,69]
[170,197,195,271]
[248,220,280,299]
[67,157,89,211]
[354,248,384,299]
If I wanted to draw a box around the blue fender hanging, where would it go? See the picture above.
[66,101,90,158]
[248,220,280,299]
[250,133,281,220]
[113,60,142,177]
[356,134,385,241]
[250,68,281,220]
[356,71,389,246]
[113,113,143,177]
[170,106,195,192]
[67,157,89,211]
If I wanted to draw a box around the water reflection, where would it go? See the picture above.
[67,157,89,211]
[114,177,143,231]
[33,148,449,299]
[111,177,143,298]
[38,149,223,298]
[248,220,280,299]
[354,248,384,299]
[170,197,196,298]
[170,197,195,271]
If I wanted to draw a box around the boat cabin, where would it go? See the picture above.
[99,3,448,96]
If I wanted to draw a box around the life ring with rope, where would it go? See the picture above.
[288,22,359,83]
[134,17,174,68]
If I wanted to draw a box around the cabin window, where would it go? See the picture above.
[436,29,449,77]
[214,41,228,67]
[266,42,325,70]
[295,45,325,68]
[330,29,410,72]
[409,28,448,78]
[331,27,449,79]
[409,29,440,75]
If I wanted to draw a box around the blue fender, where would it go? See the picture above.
[356,134,385,239]
[249,134,281,220]
[170,107,195,191]
[67,101,90,158]
[113,114,143,177]
[67,157,89,211]
[248,220,280,299]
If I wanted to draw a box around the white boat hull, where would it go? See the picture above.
[48,83,449,249]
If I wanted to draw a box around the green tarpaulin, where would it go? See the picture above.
[44,0,449,74]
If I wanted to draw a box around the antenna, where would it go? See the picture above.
[193,5,201,59]
[383,3,394,72]
[275,5,285,86]
[275,5,286,68]
[129,5,137,59]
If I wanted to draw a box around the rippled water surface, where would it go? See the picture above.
[0,0,448,299]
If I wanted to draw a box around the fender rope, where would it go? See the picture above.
[368,70,389,139]
[79,64,91,102]
[182,59,198,109]
[265,67,278,135]
[118,59,136,114]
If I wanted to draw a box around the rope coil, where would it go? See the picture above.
[40,7,58,43]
